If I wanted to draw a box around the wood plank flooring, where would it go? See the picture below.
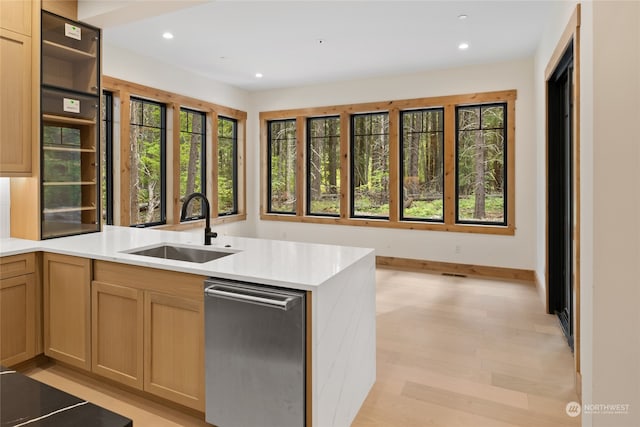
[23,267,579,427]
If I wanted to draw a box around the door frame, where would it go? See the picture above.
[544,4,581,396]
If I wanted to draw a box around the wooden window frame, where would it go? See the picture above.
[259,89,517,236]
[102,76,247,229]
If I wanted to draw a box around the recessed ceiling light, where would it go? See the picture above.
[458,42,469,50]
[162,32,174,40]
[458,14,468,20]
[316,38,326,45]
[255,73,263,78]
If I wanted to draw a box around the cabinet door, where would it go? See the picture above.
[0,274,35,366]
[92,281,143,389]
[144,291,204,411]
[0,29,32,176]
[43,253,91,370]
[0,0,32,35]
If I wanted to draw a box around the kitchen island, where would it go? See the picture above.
[0,226,376,427]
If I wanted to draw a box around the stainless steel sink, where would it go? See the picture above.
[125,244,235,263]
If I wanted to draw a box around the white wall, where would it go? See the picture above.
[251,58,537,271]
[585,2,640,426]
[533,0,578,304]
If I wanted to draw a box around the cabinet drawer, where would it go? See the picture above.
[0,253,35,279]
[42,88,98,121]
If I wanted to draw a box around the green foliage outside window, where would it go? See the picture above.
[129,98,164,225]
[179,109,205,219]
[352,113,389,217]
[268,119,297,213]
[457,104,505,223]
[218,117,237,215]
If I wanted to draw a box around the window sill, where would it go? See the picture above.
[260,212,514,236]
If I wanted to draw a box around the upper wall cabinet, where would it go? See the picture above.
[41,11,101,239]
[41,14,99,95]
[0,0,32,36]
[0,1,34,176]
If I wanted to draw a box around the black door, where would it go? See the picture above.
[548,44,574,351]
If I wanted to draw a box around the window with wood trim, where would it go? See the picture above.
[101,91,113,225]
[307,116,341,216]
[456,103,507,225]
[267,119,297,214]
[260,90,516,235]
[400,108,444,221]
[129,97,166,226]
[179,108,206,220]
[351,112,390,218]
[218,116,238,216]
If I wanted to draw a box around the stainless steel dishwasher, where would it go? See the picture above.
[204,278,306,427]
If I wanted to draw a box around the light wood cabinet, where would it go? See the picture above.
[92,261,205,411]
[144,291,204,410]
[0,0,32,35]
[0,253,37,366]
[0,28,32,175]
[92,281,143,389]
[43,253,91,370]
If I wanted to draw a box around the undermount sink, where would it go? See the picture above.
[124,244,236,263]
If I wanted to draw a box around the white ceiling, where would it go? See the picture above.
[81,1,557,92]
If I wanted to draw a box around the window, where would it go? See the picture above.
[179,108,206,220]
[101,91,113,225]
[400,108,444,221]
[351,112,389,218]
[129,98,166,226]
[456,103,507,225]
[218,116,238,216]
[267,119,297,214]
[260,90,515,235]
[307,116,340,216]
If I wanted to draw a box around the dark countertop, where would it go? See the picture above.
[0,366,132,427]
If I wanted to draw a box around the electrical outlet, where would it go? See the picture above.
[454,245,461,254]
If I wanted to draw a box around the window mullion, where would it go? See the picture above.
[211,111,219,218]
[388,108,400,223]
[171,103,181,224]
[339,113,350,220]
[444,104,456,225]
[296,116,305,216]
[119,91,131,226]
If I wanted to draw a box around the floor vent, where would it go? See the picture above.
[442,272,467,278]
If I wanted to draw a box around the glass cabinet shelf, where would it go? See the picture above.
[41,10,101,240]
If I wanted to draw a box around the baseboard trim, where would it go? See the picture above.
[376,256,535,283]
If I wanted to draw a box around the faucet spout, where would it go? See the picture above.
[180,192,217,245]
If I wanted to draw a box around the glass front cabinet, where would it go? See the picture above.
[40,11,101,238]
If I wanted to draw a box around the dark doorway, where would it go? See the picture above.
[547,43,574,351]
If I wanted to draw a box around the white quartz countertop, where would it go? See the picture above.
[0,226,374,290]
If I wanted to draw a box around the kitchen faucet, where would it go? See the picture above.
[180,192,217,245]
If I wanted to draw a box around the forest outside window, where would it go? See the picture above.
[218,116,238,216]
[400,108,444,221]
[129,97,166,226]
[179,108,206,220]
[351,112,389,218]
[307,116,340,216]
[456,103,507,225]
[267,119,297,214]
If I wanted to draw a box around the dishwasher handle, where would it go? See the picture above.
[205,285,301,311]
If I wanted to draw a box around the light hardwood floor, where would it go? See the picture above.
[24,268,580,427]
